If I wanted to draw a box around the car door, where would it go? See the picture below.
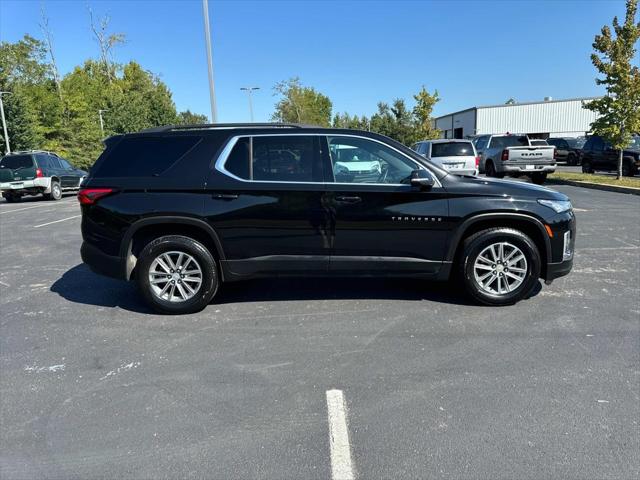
[58,158,81,186]
[322,134,449,276]
[204,134,330,277]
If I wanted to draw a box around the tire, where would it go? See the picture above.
[136,235,219,314]
[2,192,20,203]
[458,228,541,306]
[43,180,62,201]
[530,172,547,185]
[581,161,594,174]
[567,154,577,166]
[622,161,636,177]
[485,161,504,178]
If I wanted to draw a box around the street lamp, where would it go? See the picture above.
[98,109,109,135]
[202,0,217,123]
[0,91,12,155]
[240,87,260,122]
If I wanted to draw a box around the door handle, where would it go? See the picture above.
[211,193,239,200]
[335,195,361,204]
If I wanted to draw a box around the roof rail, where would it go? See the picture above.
[139,123,314,133]
[9,150,60,157]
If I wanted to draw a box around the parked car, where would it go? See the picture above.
[411,139,479,176]
[0,150,87,202]
[473,134,556,184]
[580,134,640,176]
[546,137,585,165]
[79,123,575,314]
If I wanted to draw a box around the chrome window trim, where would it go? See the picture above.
[213,133,442,188]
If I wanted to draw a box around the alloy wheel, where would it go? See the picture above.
[473,242,528,295]
[148,250,203,303]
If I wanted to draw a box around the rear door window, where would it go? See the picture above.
[223,135,321,182]
[0,155,34,169]
[431,142,475,157]
[93,136,201,177]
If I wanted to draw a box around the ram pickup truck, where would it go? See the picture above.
[473,134,556,184]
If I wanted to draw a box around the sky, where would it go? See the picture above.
[0,0,634,123]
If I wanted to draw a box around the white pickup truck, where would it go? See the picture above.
[473,134,556,184]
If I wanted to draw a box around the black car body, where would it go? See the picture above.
[546,137,585,166]
[0,150,87,202]
[79,124,575,313]
[580,134,640,176]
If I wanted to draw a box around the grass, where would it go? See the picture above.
[549,171,640,189]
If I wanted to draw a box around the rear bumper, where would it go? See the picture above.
[81,241,125,280]
[501,164,556,174]
[0,177,51,193]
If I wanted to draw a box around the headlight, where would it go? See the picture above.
[538,199,572,213]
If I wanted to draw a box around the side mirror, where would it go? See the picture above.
[410,170,435,190]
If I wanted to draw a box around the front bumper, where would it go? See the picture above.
[501,164,556,174]
[545,257,573,282]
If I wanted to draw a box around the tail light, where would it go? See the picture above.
[475,156,480,168]
[501,149,509,161]
[78,188,115,205]
[553,148,558,160]
[35,168,43,178]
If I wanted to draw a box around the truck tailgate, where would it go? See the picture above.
[506,146,555,164]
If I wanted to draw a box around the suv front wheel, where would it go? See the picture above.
[136,235,219,314]
[459,228,541,305]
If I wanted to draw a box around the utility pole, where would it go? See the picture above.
[98,109,109,135]
[202,0,217,123]
[240,87,260,122]
[0,91,11,155]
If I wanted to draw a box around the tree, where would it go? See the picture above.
[584,0,640,179]
[271,77,332,126]
[413,86,440,140]
[177,110,208,125]
[0,89,40,153]
[332,112,369,130]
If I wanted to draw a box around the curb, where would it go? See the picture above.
[547,178,640,196]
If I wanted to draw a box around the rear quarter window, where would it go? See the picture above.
[0,155,34,169]
[93,136,201,177]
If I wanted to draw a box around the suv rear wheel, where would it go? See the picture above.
[485,161,504,178]
[530,172,547,185]
[2,192,20,203]
[43,180,62,201]
[459,228,541,306]
[136,235,219,314]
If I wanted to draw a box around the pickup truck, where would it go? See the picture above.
[473,134,556,184]
[0,150,87,202]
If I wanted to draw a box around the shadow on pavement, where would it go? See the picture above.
[53,264,542,312]
[51,264,152,314]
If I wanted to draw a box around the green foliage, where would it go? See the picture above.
[177,110,208,125]
[584,0,640,178]
[413,86,440,140]
[332,112,369,130]
[0,33,186,168]
[271,77,332,126]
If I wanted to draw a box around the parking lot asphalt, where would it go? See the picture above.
[1,186,638,480]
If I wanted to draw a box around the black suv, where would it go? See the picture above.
[546,137,585,166]
[580,134,640,176]
[79,124,575,314]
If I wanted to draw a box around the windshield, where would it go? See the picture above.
[566,137,586,149]
[431,142,475,157]
[0,155,34,169]
[628,135,640,150]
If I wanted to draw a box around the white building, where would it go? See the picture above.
[434,97,601,139]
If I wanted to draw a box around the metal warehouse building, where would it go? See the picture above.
[434,97,601,140]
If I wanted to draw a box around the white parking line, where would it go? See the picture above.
[326,389,355,480]
[0,200,75,215]
[33,215,81,228]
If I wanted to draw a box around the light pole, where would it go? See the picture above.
[98,109,109,135]
[240,87,259,122]
[0,91,11,155]
[202,0,217,123]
